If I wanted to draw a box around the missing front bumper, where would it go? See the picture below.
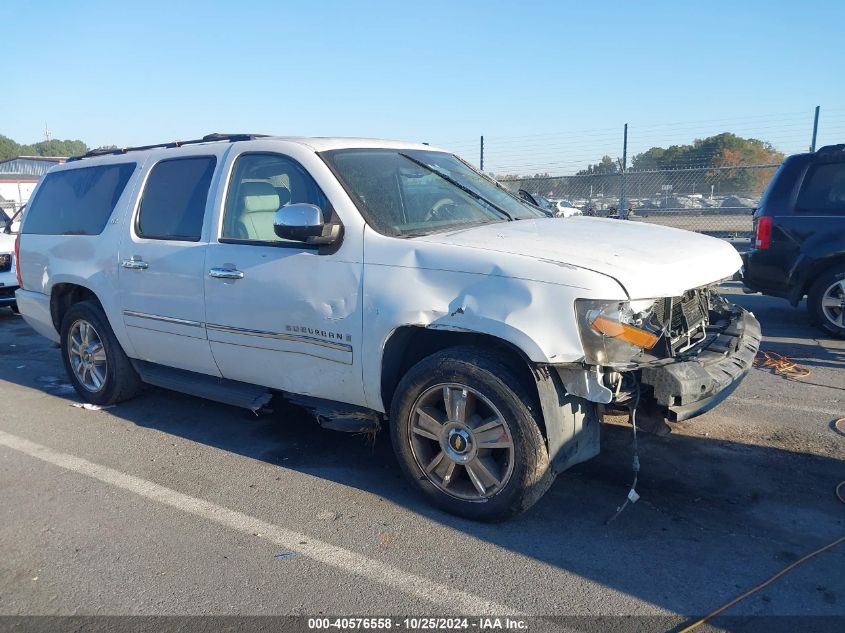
[640,308,761,421]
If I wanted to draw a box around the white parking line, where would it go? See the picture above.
[727,397,842,418]
[0,429,522,616]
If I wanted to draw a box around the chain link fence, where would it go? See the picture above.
[500,164,780,239]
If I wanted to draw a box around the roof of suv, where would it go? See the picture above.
[756,144,845,217]
[68,133,444,162]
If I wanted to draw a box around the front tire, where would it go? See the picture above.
[808,267,845,338]
[60,300,142,405]
[390,346,554,521]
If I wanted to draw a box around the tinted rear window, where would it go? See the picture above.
[136,157,216,241]
[22,163,136,235]
[796,162,845,213]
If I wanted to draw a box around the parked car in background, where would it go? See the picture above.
[0,210,19,313]
[743,144,845,337]
[554,199,582,218]
[16,134,759,520]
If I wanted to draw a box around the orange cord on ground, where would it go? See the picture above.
[753,351,812,379]
[677,416,845,633]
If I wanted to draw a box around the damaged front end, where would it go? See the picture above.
[562,287,761,427]
[532,286,760,474]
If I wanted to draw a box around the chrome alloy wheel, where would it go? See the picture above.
[821,279,845,328]
[68,319,108,392]
[408,383,515,501]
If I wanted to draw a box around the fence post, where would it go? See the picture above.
[810,106,820,152]
[619,123,628,216]
[480,135,484,171]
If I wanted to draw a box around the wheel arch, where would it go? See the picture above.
[380,326,545,434]
[380,325,602,475]
[50,283,104,332]
[791,254,845,304]
[805,258,845,331]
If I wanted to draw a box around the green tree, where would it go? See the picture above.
[577,155,620,176]
[630,133,784,170]
[629,133,785,196]
[0,135,22,161]
[19,139,89,157]
[0,135,90,160]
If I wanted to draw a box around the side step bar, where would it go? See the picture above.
[131,360,272,412]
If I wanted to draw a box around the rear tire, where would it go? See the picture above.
[390,346,554,521]
[60,300,143,405]
[808,267,845,338]
[10,302,19,314]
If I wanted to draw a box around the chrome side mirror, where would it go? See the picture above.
[273,203,339,245]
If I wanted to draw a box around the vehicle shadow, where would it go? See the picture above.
[53,386,845,615]
[2,309,844,617]
[721,289,845,377]
[723,289,841,343]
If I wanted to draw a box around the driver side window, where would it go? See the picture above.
[222,153,329,243]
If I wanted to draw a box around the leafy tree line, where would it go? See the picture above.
[569,133,785,198]
[577,133,784,174]
[0,134,89,162]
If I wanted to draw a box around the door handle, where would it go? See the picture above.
[121,258,148,270]
[208,267,245,280]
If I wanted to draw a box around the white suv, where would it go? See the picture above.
[15,134,760,520]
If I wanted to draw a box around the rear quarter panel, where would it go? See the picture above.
[18,159,146,354]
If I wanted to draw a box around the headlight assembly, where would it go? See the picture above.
[575,298,664,366]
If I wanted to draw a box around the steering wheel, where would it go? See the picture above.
[423,198,458,222]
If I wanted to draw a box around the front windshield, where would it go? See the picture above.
[321,149,545,236]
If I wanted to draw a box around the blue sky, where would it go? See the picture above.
[4,0,844,172]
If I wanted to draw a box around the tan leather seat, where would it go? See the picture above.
[236,182,280,241]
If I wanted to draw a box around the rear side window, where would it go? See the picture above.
[137,157,216,241]
[22,163,135,235]
[796,162,845,214]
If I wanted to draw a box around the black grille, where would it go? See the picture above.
[654,289,710,348]
[0,254,10,273]
[677,292,707,331]
[653,298,667,324]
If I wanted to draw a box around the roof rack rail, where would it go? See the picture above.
[67,133,269,162]
[816,144,845,154]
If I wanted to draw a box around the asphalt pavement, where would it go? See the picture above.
[0,284,843,628]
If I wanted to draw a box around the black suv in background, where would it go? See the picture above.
[743,144,845,337]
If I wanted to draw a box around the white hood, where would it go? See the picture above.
[417,217,742,299]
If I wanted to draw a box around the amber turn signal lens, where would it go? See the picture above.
[591,316,659,349]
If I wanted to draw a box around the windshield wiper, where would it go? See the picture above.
[452,154,540,214]
[398,153,513,221]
